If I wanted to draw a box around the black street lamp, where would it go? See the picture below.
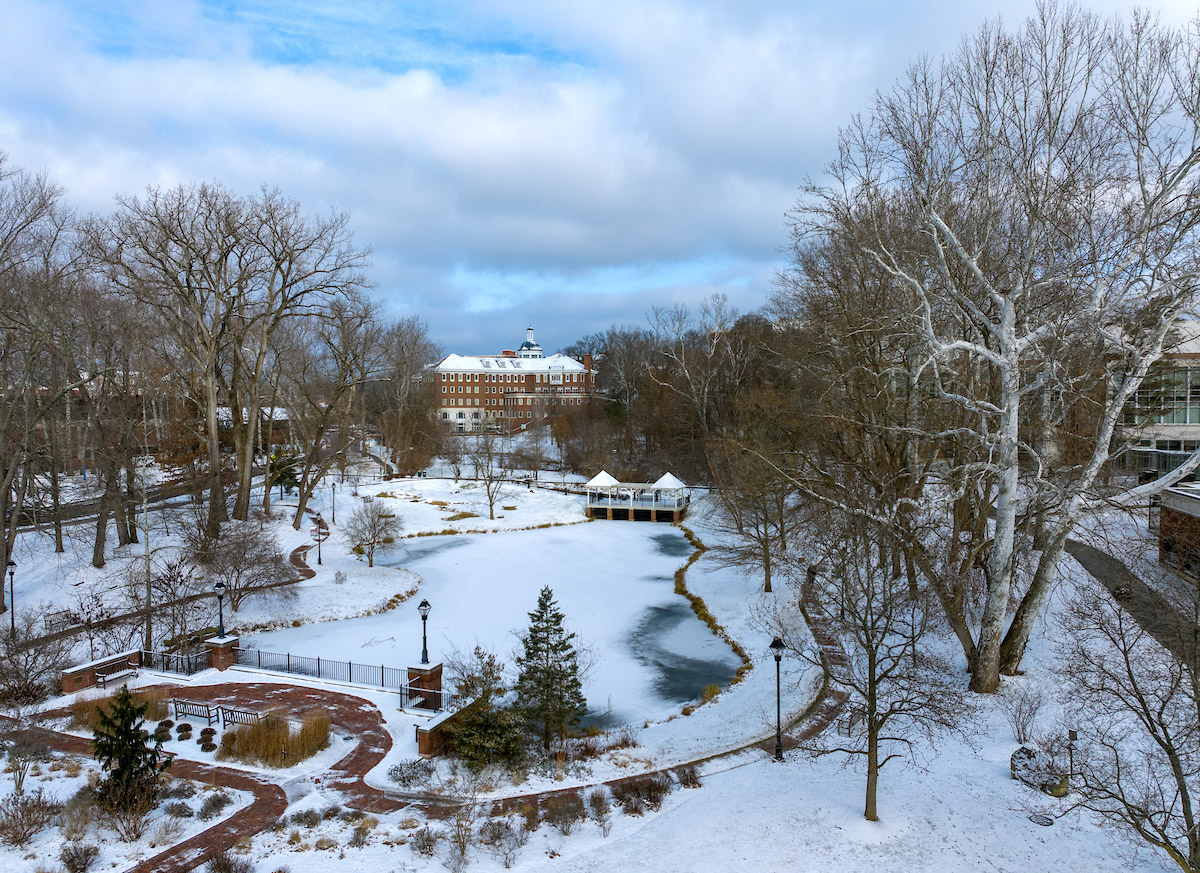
[418,599,431,664]
[5,560,14,638]
[214,581,226,638]
[331,482,336,525]
[315,512,323,566]
[770,637,786,761]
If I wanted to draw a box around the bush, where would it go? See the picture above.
[200,741,217,753]
[60,843,100,873]
[999,684,1045,744]
[164,801,194,818]
[410,825,438,856]
[206,851,255,873]
[70,689,168,729]
[321,804,341,820]
[199,792,234,821]
[175,722,192,733]
[349,823,370,847]
[388,758,435,787]
[153,726,172,743]
[200,727,217,739]
[611,774,672,816]
[445,512,479,522]
[543,792,585,835]
[0,788,62,846]
[314,836,337,850]
[217,714,329,767]
[290,809,321,829]
[157,720,174,731]
[674,765,702,789]
[587,788,610,821]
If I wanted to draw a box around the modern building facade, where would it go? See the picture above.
[432,327,597,432]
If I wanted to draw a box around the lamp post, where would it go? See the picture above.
[770,637,785,761]
[315,513,323,566]
[418,599,431,664]
[331,482,336,525]
[5,560,14,638]
[214,581,226,638]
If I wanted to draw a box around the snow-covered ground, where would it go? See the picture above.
[2,458,1180,872]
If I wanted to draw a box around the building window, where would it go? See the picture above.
[441,412,448,419]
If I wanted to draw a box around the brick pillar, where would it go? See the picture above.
[408,662,444,710]
[205,636,240,671]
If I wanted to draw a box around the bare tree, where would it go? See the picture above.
[1056,578,1200,872]
[188,520,291,612]
[783,5,1200,691]
[469,431,510,520]
[784,515,968,821]
[342,501,402,568]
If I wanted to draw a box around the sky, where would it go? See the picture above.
[1,1,1196,355]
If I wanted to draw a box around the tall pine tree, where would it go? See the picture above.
[92,686,169,810]
[514,586,587,751]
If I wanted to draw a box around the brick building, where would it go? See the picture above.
[432,328,597,433]
[1158,484,1200,584]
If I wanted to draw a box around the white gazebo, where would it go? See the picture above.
[585,471,691,522]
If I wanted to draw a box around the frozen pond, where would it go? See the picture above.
[243,523,742,725]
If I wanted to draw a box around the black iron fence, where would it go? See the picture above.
[141,650,208,675]
[233,647,460,711]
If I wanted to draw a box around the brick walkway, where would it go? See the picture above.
[40,512,850,868]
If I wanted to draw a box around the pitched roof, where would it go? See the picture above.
[586,470,620,487]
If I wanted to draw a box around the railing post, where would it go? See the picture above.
[317,656,321,678]
[257,650,262,669]
[382,665,385,687]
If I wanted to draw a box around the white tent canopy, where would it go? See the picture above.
[652,472,687,490]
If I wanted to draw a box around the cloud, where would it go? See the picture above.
[3,0,1195,353]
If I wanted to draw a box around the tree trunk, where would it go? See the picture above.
[204,370,227,539]
[865,725,879,822]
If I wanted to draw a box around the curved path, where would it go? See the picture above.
[42,516,850,866]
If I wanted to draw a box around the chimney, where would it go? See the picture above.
[583,353,593,373]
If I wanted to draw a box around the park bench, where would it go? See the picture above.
[43,610,74,633]
[172,698,221,726]
[96,659,138,688]
[219,706,263,729]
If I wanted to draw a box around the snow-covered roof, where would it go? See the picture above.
[1165,320,1200,357]
[652,472,688,490]
[586,471,620,487]
[436,352,592,374]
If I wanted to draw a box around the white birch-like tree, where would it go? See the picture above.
[788,4,1200,691]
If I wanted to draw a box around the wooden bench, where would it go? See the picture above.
[219,706,262,729]
[96,660,138,688]
[172,699,221,726]
[43,611,74,633]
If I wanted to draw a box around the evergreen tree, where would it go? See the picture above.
[92,687,169,810]
[445,646,524,770]
[514,586,587,751]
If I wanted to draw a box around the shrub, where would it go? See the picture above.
[587,788,610,821]
[349,824,370,847]
[175,722,192,733]
[70,689,168,729]
[206,851,255,873]
[445,512,479,522]
[200,727,217,739]
[164,801,194,818]
[611,775,671,816]
[59,796,93,841]
[200,741,217,753]
[314,836,337,850]
[321,804,341,820]
[543,792,585,835]
[153,726,172,743]
[0,788,62,846]
[199,792,234,821]
[290,809,321,829]
[410,825,438,856]
[388,758,435,787]
[157,720,174,731]
[674,765,702,789]
[999,684,1045,744]
[217,714,329,767]
[60,843,100,873]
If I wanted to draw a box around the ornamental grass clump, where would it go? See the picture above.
[217,714,330,767]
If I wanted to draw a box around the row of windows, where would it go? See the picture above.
[442,397,584,407]
[439,410,540,420]
[440,371,583,384]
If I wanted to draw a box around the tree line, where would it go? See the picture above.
[0,169,443,579]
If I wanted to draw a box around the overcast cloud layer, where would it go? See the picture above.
[1,0,1194,353]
